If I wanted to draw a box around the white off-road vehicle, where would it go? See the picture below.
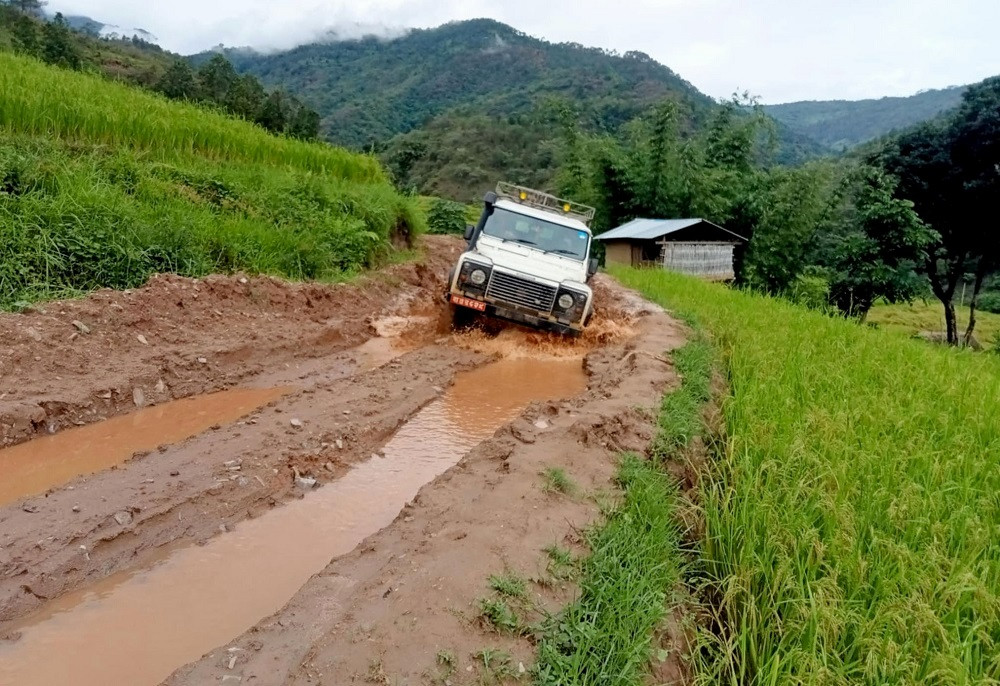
[446,183,598,335]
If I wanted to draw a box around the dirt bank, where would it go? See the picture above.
[0,236,461,448]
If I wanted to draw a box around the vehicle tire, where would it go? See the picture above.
[451,304,477,331]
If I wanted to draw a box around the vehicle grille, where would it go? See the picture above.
[486,271,557,312]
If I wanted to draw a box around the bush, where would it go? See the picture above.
[787,273,831,311]
[426,198,468,235]
[978,290,1000,314]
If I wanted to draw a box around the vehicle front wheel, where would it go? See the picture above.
[450,304,477,331]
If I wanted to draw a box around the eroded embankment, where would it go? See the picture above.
[0,235,462,448]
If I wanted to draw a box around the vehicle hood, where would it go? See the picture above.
[473,235,587,284]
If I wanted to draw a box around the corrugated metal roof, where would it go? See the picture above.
[595,218,746,242]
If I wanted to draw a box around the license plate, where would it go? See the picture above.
[450,294,486,312]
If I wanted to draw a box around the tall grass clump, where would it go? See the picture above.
[0,54,424,307]
[615,267,1000,685]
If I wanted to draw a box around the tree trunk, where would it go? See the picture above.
[926,255,965,346]
[964,257,990,346]
[944,300,958,345]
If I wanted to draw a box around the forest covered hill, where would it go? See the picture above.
[213,19,829,199]
[763,86,968,150]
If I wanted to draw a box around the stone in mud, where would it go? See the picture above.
[132,387,146,407]
[197,357,208,364]
[71,320,90,334]
[137,334,149,345]
[154,379,167,394]
[25,327,42,342]
[289,418,303,428]
[295,475,318,489]
[114,510,133,526]
[534,419,550,430]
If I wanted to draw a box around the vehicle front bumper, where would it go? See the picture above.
[446,289,585,335]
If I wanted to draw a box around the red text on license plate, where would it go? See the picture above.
[450,294,486,311]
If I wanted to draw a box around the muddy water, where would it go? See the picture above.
[0,357,586,686]
[0,387,289,506]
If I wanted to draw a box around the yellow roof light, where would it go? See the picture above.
[519,191,527,200]
[563,203,571,212]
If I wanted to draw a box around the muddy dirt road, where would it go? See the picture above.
[0,236,686,685]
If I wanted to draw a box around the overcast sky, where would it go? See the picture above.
[50,0,1000,103]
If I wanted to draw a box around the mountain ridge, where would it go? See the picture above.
[763,86,968,150]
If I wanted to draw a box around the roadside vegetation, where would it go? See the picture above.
[532,340,713,684]
[617,266,1000,684]
[0,52,422,308]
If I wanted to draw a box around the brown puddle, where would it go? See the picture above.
[0,357,587,686]
[0,387,290,507]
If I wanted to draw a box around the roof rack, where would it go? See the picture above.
[495,182,596,225]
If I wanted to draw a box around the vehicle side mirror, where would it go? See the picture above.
[464,224,474,240]
[483,191,497,207]
[587,257,599,278]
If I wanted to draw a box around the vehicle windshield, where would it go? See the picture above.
[481,208,590,261]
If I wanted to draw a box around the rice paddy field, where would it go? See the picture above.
[615,267,1000,685]
[0,53,422,308]
[869,300,1000,347]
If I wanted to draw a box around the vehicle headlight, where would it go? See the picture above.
[558,293,575,309]
[470,269,487,286]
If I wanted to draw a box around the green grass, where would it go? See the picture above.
[615,266,1000,685]
[490,572,529,599]
[540,467,577,496]
[0,53,383,180]
[480,598,524,635]
[534,455,683,685]
[869,299,1000,345]
[0,53,423,308]
[654,340,713,456]
[543,545,578,582]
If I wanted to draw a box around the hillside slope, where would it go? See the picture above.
[764,86,968,150]
[0,52,421,307]
[220,19,715,149]
[218,19,829,200]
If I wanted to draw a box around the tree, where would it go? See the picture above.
[287,99,321,140]
[156,60,199,100]
[741,163,838,293]
[642,100,684,217]
[825,167,936,320]
[8,0,46,16]
[949,77,1000,344]
[197,54,238,104]
[256,90,287,134]
[879,78,1000,344]
[8,10,40,56]
[224,74,266,121]
[40,13,81,70]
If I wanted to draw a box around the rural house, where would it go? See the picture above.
[595,218,746,281]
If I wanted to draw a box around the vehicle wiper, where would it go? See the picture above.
[510,238,537,246]
[545,248,580,256]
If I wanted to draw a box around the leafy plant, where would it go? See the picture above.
[479,598,522,635]
[426,198,468,235]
